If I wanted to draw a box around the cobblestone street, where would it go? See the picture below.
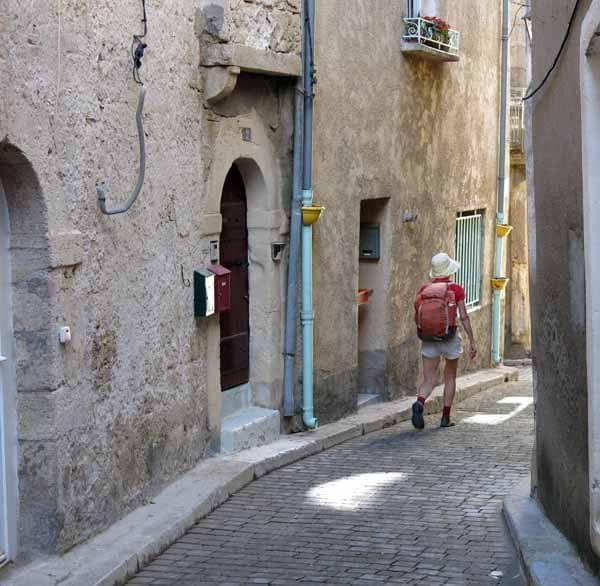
[129,372,533,586]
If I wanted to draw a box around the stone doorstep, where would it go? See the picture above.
[503,481,600,586]
[2,366,518,586]
[220,406,281,455]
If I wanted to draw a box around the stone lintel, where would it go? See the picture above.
[198,213,223,236]
[200,44,302,78]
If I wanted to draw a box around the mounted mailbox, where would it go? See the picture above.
[208,264,232,313]
[194,269,215,318]
[359,223,380,260]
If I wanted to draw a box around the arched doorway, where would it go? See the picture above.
[219,164,250,391]
[0,141,52,559]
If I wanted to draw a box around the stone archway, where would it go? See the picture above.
[200,113,289,449]
[580,0,600,558]
[0,141,53,560]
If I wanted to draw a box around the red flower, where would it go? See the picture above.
[422,15,451,33]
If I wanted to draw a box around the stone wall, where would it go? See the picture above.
[529,0,599,573]
[0,0,298,559]
[198,0,301,53]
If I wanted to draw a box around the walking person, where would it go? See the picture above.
[411,253,477,429]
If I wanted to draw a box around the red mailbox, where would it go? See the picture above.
[208,264,232,313]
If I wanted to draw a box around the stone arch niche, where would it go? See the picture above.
[0,140,56,559]
[201,113,289,448]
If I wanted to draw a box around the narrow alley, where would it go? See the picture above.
[128,372,533,586]
[5,0,600,583]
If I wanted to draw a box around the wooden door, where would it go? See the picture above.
[220,165,250,391]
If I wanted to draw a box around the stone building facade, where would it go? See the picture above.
[0,0,508,567]
[505,2,532,357]
[311,0,504,420]
[528,0,600,573]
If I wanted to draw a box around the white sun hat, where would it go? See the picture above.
[429,252,461,279]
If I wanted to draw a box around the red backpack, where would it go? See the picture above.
[414,283,457,342]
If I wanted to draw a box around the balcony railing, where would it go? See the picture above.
[510,96,525,152]
[401,17,460,61]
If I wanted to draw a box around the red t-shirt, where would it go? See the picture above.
[431,277,465,304]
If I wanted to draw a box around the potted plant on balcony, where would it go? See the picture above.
[422,16,451,50]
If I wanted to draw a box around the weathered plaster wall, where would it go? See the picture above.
[311,0,502,423]
[506,164,531,352]
[505,1,531,355]
[0,0,297,559]
[529,0,598,572]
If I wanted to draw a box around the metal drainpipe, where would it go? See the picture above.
[491,0,510,365]
[283,84,304,417]
[301,0,318,429]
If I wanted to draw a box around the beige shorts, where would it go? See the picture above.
[421,333,463,360]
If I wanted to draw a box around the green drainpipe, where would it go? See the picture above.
[491,0,510,365]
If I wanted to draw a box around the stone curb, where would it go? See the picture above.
[503,480,599,585]
[3,367,517,586]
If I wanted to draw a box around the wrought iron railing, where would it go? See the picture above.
[402,17,460,57]
[510,96,525,151]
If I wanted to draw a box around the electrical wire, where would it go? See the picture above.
[97,0,148,215]
[523,0,581,101]
[132,0,148,85]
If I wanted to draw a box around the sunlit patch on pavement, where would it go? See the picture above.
[463,396,534,426]
[306,472,405,511]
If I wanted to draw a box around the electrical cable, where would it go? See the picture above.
[523,0,581,100]
[132,0,148,85]
[97,0,149,215]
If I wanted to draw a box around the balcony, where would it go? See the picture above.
[401,17,460,62]
[510,96,525,153]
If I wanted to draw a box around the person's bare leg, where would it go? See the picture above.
[441,358,459,427]
[419,356,441,401]
[412,356,440,429]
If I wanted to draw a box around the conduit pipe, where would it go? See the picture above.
[283,84,304,417]
[301,0,318,429]
[491,0,510,364]
[97,85,147,215]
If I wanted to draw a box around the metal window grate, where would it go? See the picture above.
[510,97,525,151]
[455,211,484,309]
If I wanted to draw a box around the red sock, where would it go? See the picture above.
[417,396,426,406]
[443,406,451,419]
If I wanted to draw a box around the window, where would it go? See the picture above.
[407,0,420,17]
[455,210,484,309]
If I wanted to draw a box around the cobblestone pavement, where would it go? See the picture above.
[129,372,533,586]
